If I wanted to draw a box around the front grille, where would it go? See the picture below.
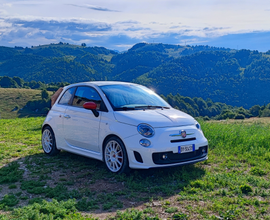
[152,145,208,165]
[170,137,196,143]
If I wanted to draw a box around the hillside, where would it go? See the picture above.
[0,44,116,83]
[134,50,269,107]
[0,88,52,118]
[0,43,270,107]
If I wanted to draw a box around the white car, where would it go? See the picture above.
[42,81,208,173]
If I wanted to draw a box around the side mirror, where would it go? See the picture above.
[83,102,97,110]
[83,102,99,117]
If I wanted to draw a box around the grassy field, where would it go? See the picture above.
[0,88,52,119]
[0,117,270,219]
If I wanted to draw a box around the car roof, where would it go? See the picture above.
[87,81,136,86]
[64,81,138,89]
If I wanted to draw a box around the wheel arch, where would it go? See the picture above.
[41,124,60,151]
[41,124,60,155]
[102,134,127,162]
[42,124,52,133]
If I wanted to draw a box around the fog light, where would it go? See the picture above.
[162,154,168,160]
[202,147,206,153]
[139,139,151,147]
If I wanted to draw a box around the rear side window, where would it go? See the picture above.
[72,86,102,110]
[58,87,76,105]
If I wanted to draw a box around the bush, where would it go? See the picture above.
[250,167,267,176]
[0,194,19,208]
[12,199,78,219]
[240,184,253,194]
[165,207,178,213]
[218,110,236,119]
[260,109,270,117]
[172,212,189,220]
[203,116,210,121]
[234,114,245,120]
[0,162,24,184]
[41,107,50,114]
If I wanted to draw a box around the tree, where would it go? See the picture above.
[218,110,236,119]
[13,76,24,87]
[0,76,18,88]
[261,109,270,117]
[41,89,49,100]
[249,105,261,117]
[81,43,86,47]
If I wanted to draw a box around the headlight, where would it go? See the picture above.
[139,139,151,147]
[137,124,155,137]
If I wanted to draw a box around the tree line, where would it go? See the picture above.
[162,93,270,120]
[2,76,269,120]
[0,76,69,91]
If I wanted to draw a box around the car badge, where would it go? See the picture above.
[181,130,186,138]
[169,131,194,137]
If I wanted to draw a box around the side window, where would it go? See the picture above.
[72,86,103,110]
[58,87,76,105]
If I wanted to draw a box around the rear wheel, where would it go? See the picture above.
[42,126,60,156]
[104,137,130,174]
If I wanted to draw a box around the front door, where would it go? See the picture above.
[63,86,102,152]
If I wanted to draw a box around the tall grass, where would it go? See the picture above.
[202,120,270,167]
[0,118,270,219]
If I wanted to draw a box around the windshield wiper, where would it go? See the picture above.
[115,105,170,111]
[134,105,170,110]
[114,107,136,111]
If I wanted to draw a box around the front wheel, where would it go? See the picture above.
[103,137,130,174]
[42,126,60,156]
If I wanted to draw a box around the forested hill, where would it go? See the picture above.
[134,49,270,108]
[0,42,270,108]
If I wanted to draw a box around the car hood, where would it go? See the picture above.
[113,108,196,128]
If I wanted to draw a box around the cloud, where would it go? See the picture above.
[169,26,180,29]
[205,31,270,52]
[115,20,140,25]
[124,27,151,31]
[0,14,270,52]
[0,17,114,48]
[7,18,112,32]
[203,27,228,31]
[67,4,119,12]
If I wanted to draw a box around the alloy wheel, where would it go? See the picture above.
[104,140,123,172]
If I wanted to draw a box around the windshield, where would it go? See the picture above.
[99,84,170,111]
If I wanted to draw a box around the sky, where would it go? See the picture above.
[0,0,270,52]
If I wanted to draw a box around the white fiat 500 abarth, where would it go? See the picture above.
[42,81,208,173]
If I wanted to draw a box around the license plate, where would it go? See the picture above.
[178,144,195,154]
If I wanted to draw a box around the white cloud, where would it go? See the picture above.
[0,0,269,51]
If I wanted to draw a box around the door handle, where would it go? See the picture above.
[64,115,71,119]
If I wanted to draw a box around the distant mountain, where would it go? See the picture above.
[0,42,269,107]
[127,42,233,57]
[0,43,116,83]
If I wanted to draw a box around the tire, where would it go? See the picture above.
[103,137,130,174]
[42,126,60,156]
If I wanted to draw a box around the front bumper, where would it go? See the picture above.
[122,125,208,169]
[152,145,208,165]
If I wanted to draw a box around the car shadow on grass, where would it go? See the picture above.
[0,151,206,215]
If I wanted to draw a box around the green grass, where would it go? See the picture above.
[0,118,270,219]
